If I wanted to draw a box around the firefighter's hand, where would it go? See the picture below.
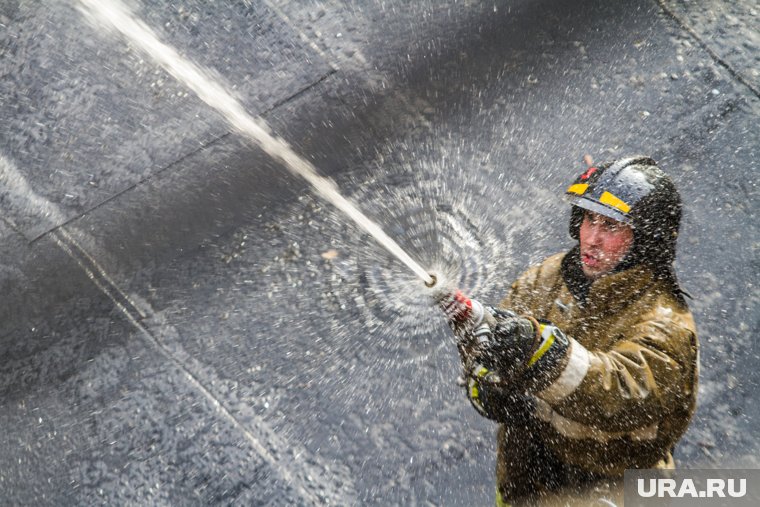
[436,289,527,368]
[475,314,571,387]
[437,290,500,364]
[465,362,501,419]
[474,313,538,380]
[463,362,516,421]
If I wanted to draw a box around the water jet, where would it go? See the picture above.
[77,0,434,287]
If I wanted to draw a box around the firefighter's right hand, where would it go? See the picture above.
[437,290,501,367]
[437,290,488,341]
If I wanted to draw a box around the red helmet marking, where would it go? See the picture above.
[580,167,598,180]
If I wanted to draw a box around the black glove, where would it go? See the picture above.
[452,306,536,420]
[463,362,535,422]
[477,311,571,390]
[476,308,538,379]
[463,313,571,419]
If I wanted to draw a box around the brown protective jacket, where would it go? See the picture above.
[494,252,698,502]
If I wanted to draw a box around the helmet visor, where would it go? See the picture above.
[566,195,633,225]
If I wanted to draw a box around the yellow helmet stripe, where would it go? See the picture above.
[566,183,589,195]
[599,191,631,213]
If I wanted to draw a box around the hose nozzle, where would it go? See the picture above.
[437,289,485,327]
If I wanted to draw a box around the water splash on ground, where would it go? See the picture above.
[225,137,559,379]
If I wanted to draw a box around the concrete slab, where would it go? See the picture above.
[0,0,332,239]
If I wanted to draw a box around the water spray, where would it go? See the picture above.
[77,0,434,287]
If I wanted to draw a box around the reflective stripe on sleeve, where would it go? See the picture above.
[528,324,556,367]
[536,338,590,404]
[533,398,658,443]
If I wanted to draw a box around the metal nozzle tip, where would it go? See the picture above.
[425,274,437,288]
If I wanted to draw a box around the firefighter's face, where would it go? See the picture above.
[579,211,634,280]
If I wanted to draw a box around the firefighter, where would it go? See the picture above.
[440,156,699,506]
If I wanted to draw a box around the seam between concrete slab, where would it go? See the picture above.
[268,68,338,111]
[655,0,760,100]
[48,226,355,505]
[24,130,229,244]
[20,0,338,243]
[27,67,338,244]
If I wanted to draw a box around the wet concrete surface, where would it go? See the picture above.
[1,0,758,504]
[0,0,333,239]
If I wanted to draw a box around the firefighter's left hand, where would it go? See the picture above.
[438,291,570,386]
[473,311,538,379]
[463,361,511,420]
[459,314,571,421]
[472,311,570,386]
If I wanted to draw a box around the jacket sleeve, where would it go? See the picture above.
[532,310,698,434]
